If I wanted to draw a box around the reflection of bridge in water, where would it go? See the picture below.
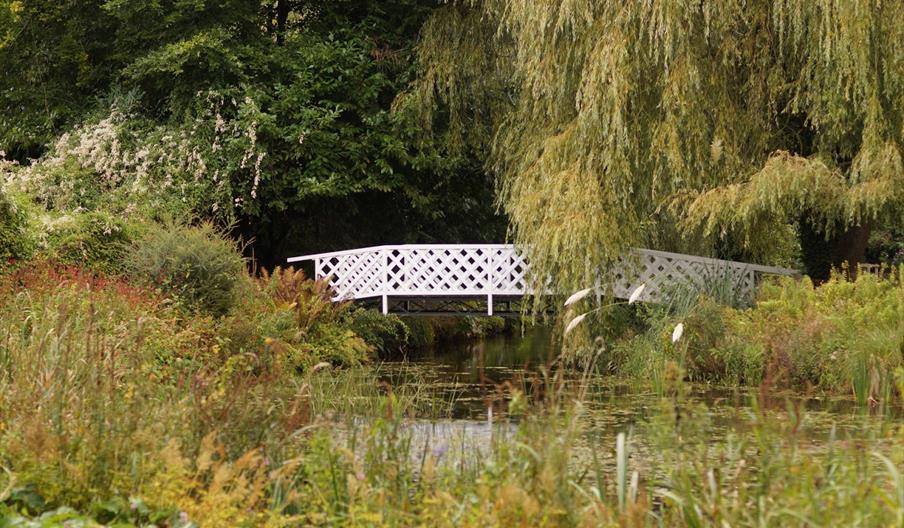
[288,244,797,316]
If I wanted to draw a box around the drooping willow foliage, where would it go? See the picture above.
[402,0,904,295]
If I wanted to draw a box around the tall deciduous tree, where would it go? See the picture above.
[405,1,904,285]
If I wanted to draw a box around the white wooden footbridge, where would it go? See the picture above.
[287,245,797,316]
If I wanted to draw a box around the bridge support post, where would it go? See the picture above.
[382,249,389,314]
[487,294,493,316]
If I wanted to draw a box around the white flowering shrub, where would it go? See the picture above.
[1,92,266,223]
[44,211,143,274]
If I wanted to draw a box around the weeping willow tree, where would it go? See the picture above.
[399,0,904,293]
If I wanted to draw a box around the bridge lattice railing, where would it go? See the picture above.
[288,245,798,313]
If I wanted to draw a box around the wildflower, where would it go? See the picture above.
[432,444,448,459]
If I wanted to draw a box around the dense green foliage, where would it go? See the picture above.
[0,191,34,262]
[0,0,504,264]
[408,1,904,289]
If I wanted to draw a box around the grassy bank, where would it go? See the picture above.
[1,291,902,528]
[580,271,904,404]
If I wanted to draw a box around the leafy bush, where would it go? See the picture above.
[348,308,409,355]
[219,266,373,369]
[718,272,904,402]
[45,211,142,273]
[0,191,34,262]
[127,222,244,316]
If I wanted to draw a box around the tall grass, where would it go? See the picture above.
[0,261,418,520]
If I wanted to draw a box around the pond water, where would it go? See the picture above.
[374,327,901,455]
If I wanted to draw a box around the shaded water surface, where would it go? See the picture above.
[375,327,901,451]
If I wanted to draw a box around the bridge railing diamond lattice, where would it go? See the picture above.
[287,244,798,314]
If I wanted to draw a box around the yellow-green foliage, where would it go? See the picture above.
[719,272,904,402]
[0,264,209,507]
[140,434,280,527]
[1,263,902,527]
[409,1,904,297]
[618,271,904,401]
[0,190,34,261]
[252,389,904,527]
[0,261,374,517]
[222,266,372,369]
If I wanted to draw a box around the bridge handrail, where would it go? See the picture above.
[635,248,798,276]
[287,244,515,263]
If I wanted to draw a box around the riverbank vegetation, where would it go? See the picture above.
[605,271,904,404]
[0,250,902,525]
[1,260,902,526]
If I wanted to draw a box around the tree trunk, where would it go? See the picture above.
[275,0,289,45]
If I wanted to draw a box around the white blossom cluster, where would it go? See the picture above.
[1,92,266,221]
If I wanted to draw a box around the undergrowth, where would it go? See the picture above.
[614,270,904,403]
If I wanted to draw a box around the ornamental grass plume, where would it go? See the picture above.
[671,322,684,343]
[563,283,647,335]
[564,288,593,307]
[564,313,587,335]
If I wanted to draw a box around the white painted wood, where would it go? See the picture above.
[289,245,798,305]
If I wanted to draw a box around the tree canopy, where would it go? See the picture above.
[0,0,504,264]
[406,0,904,287]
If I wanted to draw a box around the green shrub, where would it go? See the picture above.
[348,308,409,354]
[46,211,142,273]
[0,191,35,262]
[719,273,904,401]
[219,267,373,368]
[400,316,436,348]
[127,222,244,316]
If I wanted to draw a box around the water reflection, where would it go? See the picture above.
[379,326,902,430]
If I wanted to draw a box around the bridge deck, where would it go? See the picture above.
[288,244,797,315]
